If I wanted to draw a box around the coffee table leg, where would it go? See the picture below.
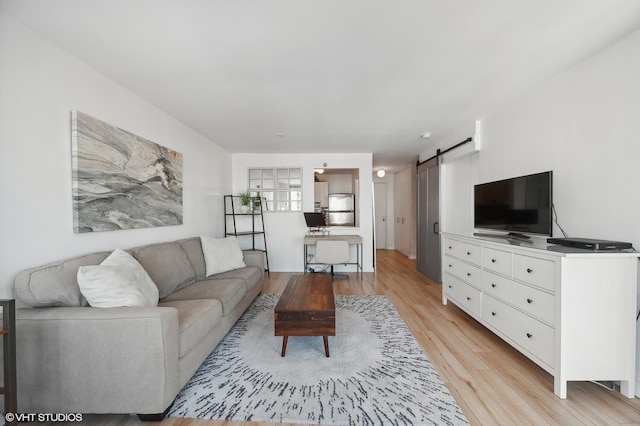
[323,336,330,357]
[281,336,288,357]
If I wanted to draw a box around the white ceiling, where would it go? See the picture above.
[3,0,640,173]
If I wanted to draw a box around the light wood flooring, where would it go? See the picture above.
[72,250,640,425]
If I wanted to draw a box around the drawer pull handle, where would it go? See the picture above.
[466,272,471,277]
[526,298,533,304]
[491,283,497,288]
[491,312,496,316]
[491,258,497,263]
[526,268,533,273]
[448,285,452,288]
[449,264,453,268]
[466,297,471,301]
[526,333,533,339]
[467,251,471,255]
[448,246,452,249]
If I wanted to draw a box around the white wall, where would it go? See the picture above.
[438,28,640,395]
[433,26,640,258]
[478,27,640,244]
[440,152,478,235]
[0,13,231,297]
[232,153,374,273]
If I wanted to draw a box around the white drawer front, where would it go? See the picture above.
[483,270,555,325]
[444,273,481,318]
[444,255,482,289]
[483,295,555,368]
[443,238,459,258]
[513,254,555,292]
[458,242,482,266]
[482,247,512,276]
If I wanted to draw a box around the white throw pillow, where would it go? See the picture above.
[201,235,246,276]
[77,248,159,308]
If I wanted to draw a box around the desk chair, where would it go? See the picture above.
[314,240,350,280]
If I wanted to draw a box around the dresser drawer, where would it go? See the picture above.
[444,274,481,318]
[483,270,555,325]
[458,241,482,266]
[443,238,459,258]
[483,247,512,276]
[444,255,482,289]
[483,295,555,367]
[513,254,555,292]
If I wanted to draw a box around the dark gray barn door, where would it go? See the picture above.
[417,157,440,282]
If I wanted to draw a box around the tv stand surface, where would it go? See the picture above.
[506,232,531,240]
[441,232,639,399]
[473,231,533,244]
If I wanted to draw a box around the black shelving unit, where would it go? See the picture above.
[224,195,270,275]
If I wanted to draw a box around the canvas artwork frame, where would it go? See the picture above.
[71,111,183,233]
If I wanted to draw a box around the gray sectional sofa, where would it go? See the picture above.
[13,236,265,418]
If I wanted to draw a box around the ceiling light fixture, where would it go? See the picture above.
[376,169,386,178]
[314,168,324,174]
[421,132,432,139]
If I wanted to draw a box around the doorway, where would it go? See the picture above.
[417,157,441,282]
[374,182,387,249]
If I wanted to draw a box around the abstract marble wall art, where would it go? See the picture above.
[71,111,183,233]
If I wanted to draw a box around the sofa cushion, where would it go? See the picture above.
[161,278,245,315]
[158,299,223,358]
[77,249,159,308]
[14,252,110,308]
[130,242,196,299]
[201,236,246,276]
[179,238,206,280]
[212,266,263,293]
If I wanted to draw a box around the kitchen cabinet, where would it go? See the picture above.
[314,182,329,208]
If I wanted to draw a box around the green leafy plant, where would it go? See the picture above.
[239,191,252,206]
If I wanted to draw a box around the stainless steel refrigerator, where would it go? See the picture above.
[327,193,355,226]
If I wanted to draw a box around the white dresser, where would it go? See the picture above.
[441,232,639,398]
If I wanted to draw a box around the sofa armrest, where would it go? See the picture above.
[16,306,180,415]
[243,250,265,272]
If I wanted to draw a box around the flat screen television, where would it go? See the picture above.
[474,171,553,237]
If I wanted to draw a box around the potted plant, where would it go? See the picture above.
[238,191,251,213]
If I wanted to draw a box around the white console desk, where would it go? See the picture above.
[303,234,363,279]
[441,232,639,399]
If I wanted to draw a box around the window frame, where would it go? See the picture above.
[248,167,303,212]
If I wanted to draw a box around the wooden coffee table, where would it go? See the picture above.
[274,274,335,357]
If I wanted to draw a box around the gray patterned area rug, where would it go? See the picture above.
[168,294,469,425]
